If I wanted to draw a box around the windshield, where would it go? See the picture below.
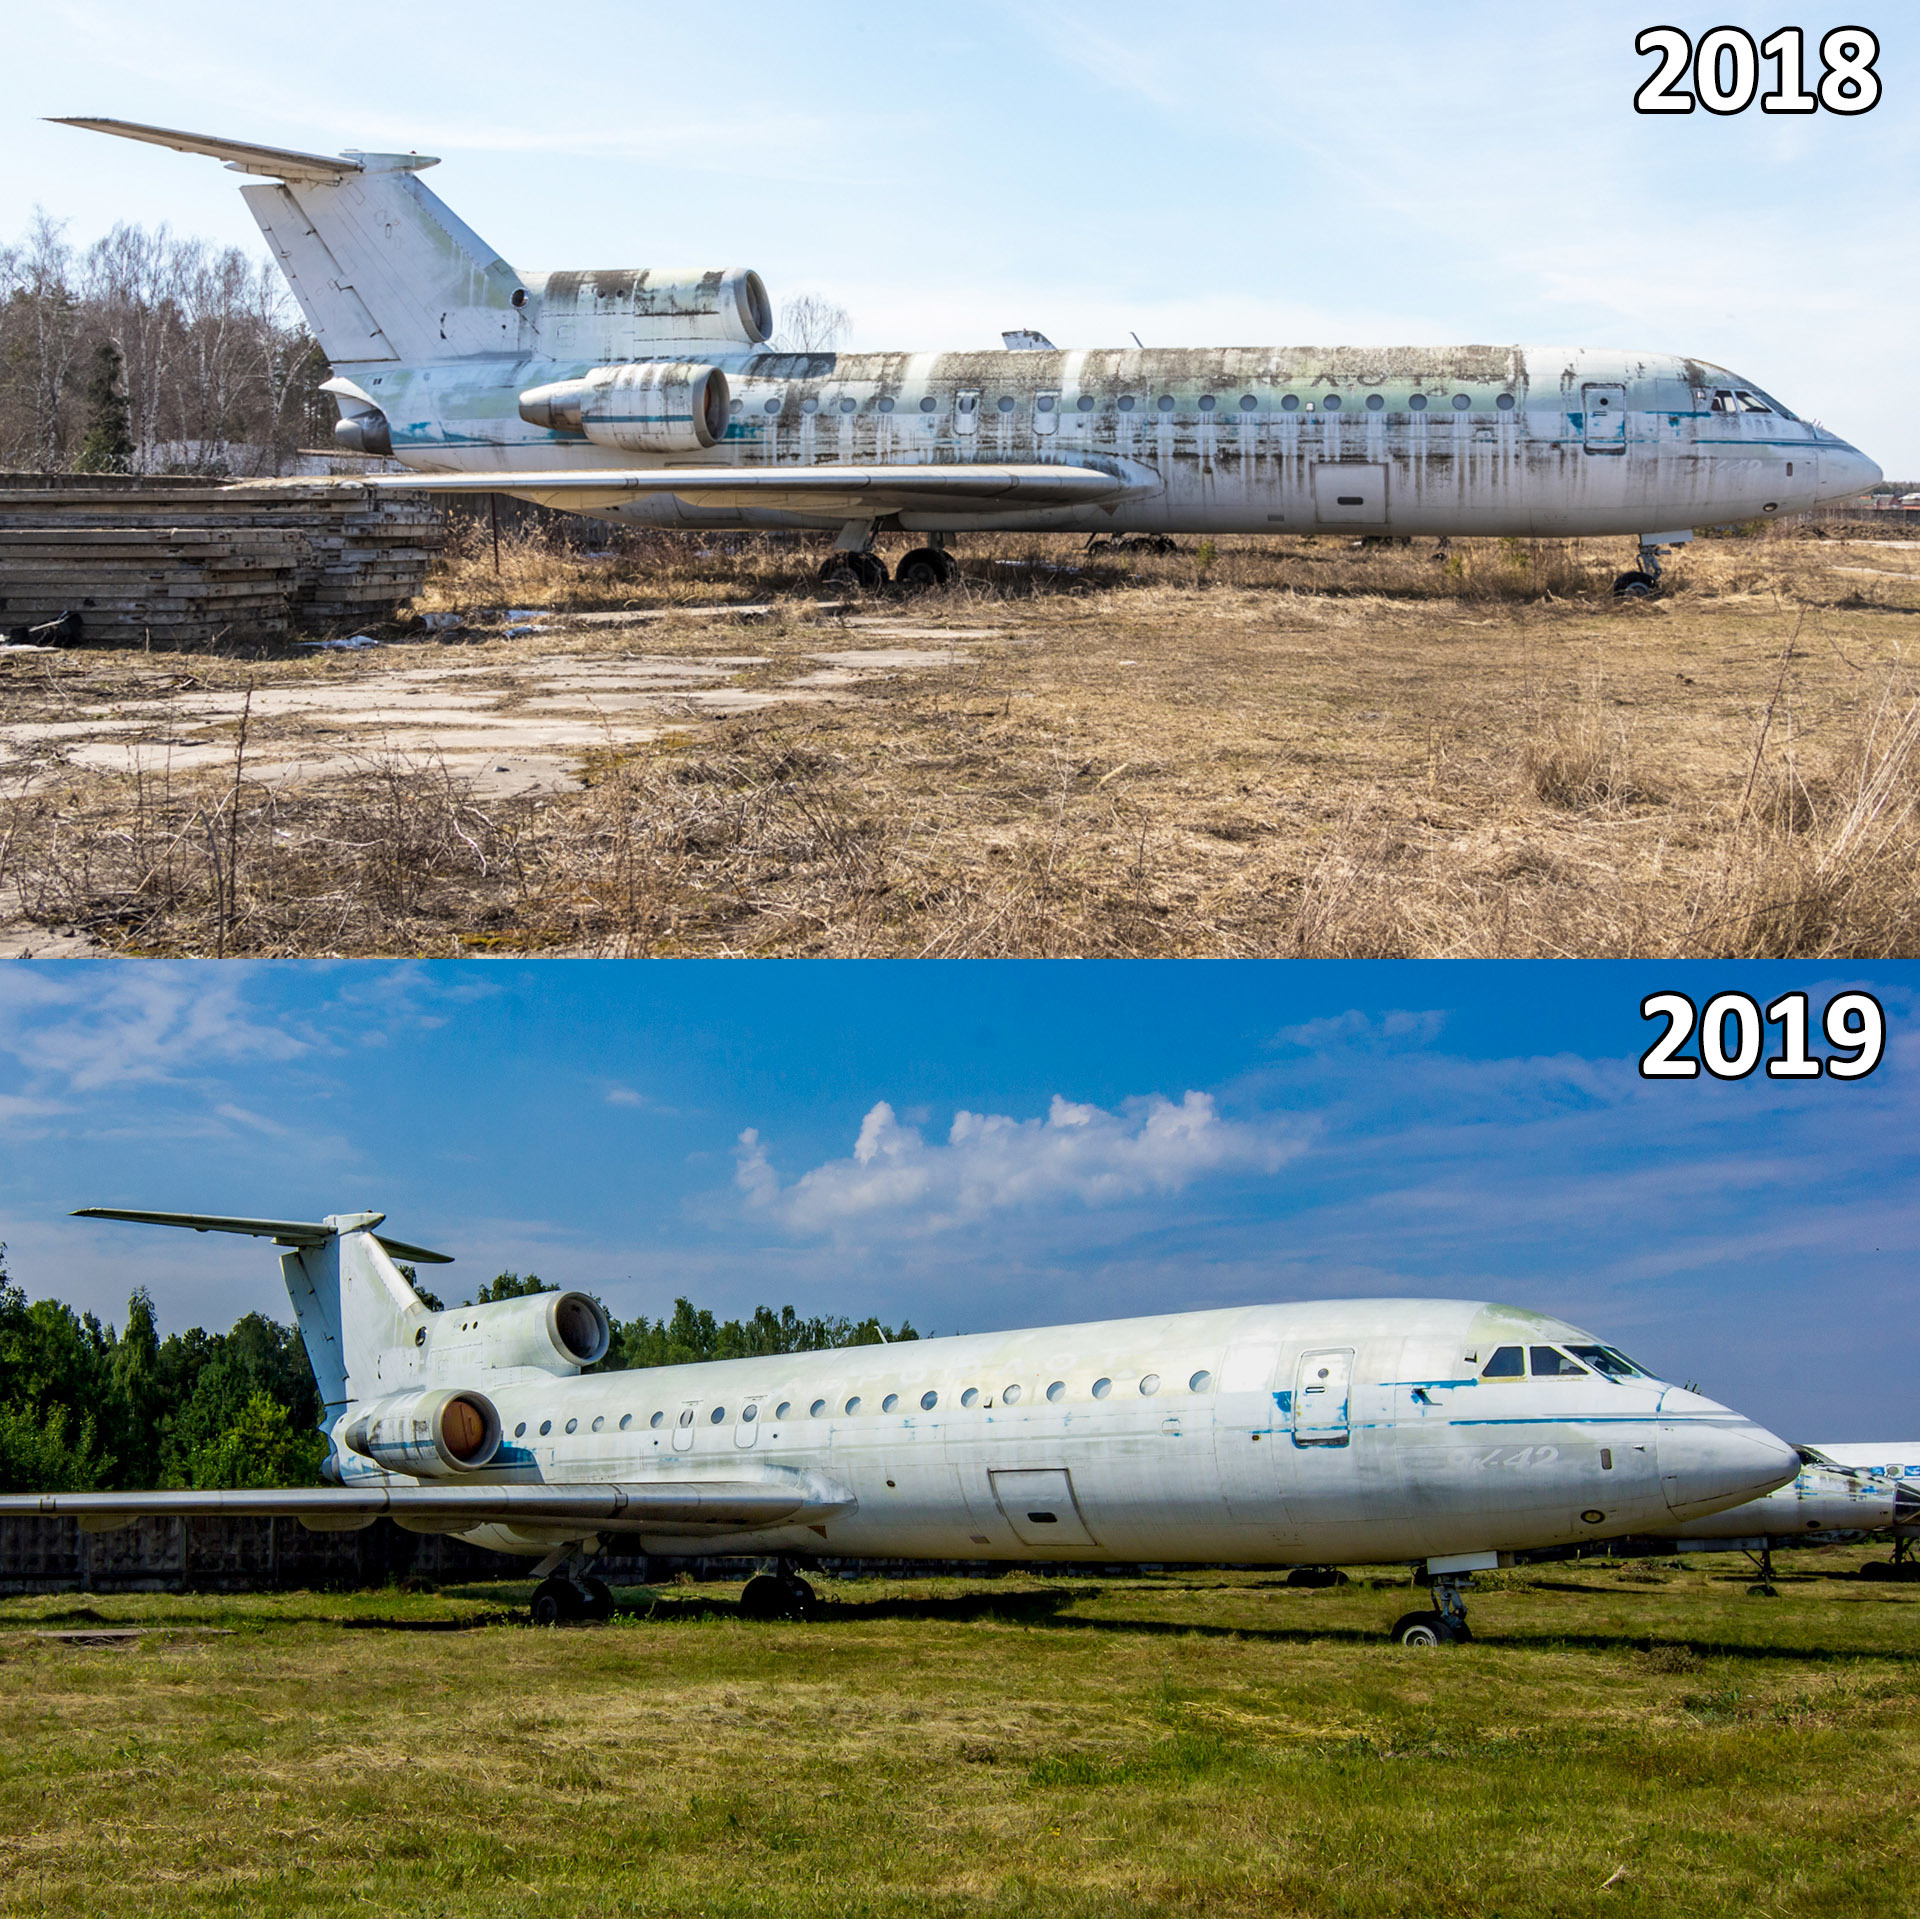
[1567,1344,1650,1381]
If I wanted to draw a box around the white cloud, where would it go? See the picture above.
[736,1091,1300,1235]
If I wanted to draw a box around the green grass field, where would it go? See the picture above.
[0,1555,1915,1916]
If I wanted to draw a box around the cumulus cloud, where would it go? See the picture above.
[735,1091,1300,1235]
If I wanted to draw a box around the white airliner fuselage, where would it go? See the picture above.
[52,119,1882,580]
[12,1209,1800,1643]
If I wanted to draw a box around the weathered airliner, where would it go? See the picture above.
[1,1209,1798,1646]
[55,118,1882,595]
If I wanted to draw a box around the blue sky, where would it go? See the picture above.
[0,960,1912,1441]
[5,1,1915,473]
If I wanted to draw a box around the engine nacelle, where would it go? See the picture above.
[343,1388,502,1476]
[415,1287,612,1378]
[527,267,773,348]
[519,361,731,452]
[332,409,392,457]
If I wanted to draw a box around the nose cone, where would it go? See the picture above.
[1659,1397,1799,1519]
[1817,440,1883,505]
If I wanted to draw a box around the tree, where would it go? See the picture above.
[773,292,851,354]
[615,1296,917,1370]
[73,338,133,472]
[187,1390,326,1489]
[477,1272,554,1303]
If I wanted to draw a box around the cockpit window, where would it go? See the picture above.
[1481,1346,1524,1378]
[1709,387,1794,420]
[1530,1346,1588,1377]
[1567,1344,1648,1380]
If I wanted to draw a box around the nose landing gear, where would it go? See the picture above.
[1613,534,1687,598]
[1391,1573,1475,1645]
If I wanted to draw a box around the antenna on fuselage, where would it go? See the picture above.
[1131,331,1145,349]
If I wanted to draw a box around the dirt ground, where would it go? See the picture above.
[3,523,1917,957]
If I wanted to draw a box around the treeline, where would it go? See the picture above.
[0,214,332,477]
[0,1251,916,1494]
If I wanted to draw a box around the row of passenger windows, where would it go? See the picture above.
[738,392,1516,418]
[508,1367,1216,1440]
[1479,1343,1650,1380]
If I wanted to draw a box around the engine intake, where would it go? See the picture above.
[518,362,730,452]
[343,1388,502,1476]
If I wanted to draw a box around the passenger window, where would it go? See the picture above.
[809,1398,826,1417]
[961,1388,979,1407]
[1530,1346,1587,1377]
[1496,393,1516,410]
[1452,393,1472,409]
[741,1404,758,1422]
[539,1419,552,1435]
[1199,394,1217,411]
[919,395,937,413]
[677,1409,694,1427]
[775,1401,791,1419]
[710,1405,727,1423]
[1323,394,1342,411]
[1365,393,1384,410]
[1036,394,1055,412]
[1481,1346,1524,1378]
[955,394,976,414]
[1077,394,1095,412]
[921,1390,938,1410]
[840,396,857,414]
[591,1416,604,1433]
[881,1393,899,1412]
[801,397,819,415]
[564,1418,578,1434]
[648,1410,662,1428]
[1117,395,1136,412]
[1408,394,1428,411]
[1157,394,1176,411]
[514,1421,527,1438]
[1281,394,1300,412]
[1189,1369,1213,1393]
[844,1395,861,1414]
[1240,394,1258,411]
[1003,1383,1023,1404]
[878,396,895,413]
[999,395,1017,412]
[1139,1373,1160,1395]
[1046,1381,1066,1402]
[1092,1377,1112,1398]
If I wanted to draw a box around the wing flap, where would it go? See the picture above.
[0,1481,851,1534]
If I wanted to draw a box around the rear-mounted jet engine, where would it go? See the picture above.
[518,362,731,453]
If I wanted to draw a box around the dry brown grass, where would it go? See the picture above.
[5,522,1920,957]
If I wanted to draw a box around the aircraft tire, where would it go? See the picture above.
[852,551,890,590]
[1390,1609,1457,1648]
[1612,570,1658,598]
[531,1576,580,1627]
[579,1576,614,1621]
[897,548,956,591]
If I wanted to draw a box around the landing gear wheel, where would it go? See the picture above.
[740,1572,817,1620]
[1285,1567,1347,1588]
[531,1576,581,1627]
[1390,1610,1459,1647]
[821,552,889,591]
[579,1576,614,1622]
[896,547,957,591]
[1612,570,1658,598]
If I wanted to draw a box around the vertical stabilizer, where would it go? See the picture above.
[51,119,535,368]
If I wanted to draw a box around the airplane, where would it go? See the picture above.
[52,118,1882,598]
[1588,1447,1918,1582]
[0,1207,1799,1646]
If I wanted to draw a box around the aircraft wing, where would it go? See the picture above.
[0,1480,850,1533]
[71,1206,454,1265]
[277,463,1140,516]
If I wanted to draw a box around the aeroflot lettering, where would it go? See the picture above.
[1476,1445,1562,1469]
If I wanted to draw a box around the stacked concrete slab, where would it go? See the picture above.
[0,473,446,646]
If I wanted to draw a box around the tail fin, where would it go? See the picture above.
[71,1208,452,1421]
[50,118,531,367]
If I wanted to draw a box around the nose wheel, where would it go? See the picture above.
[1391,1574,1474,1645]
[1613,537,1675,598]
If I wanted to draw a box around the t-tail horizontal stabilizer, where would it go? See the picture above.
[71,1206,453,1264]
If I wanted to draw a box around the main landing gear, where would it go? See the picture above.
[739,1556,819,1620]
[1391,1574,1474,1646]
[818,523,957,593]
[530,1571,613,1626]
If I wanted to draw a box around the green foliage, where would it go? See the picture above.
[476,1272,554,1304]
[0,1402,111,1492]
[614,1297,918,1371]
[187,1390,326,1490]
[72,339,133,474]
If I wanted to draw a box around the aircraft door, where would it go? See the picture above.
[673,1403,697,1452]
[1583,384,1628,452]
[1034,392,1059,437]
[734,1402,759,1449]
[1291,1349,1353,1447]
[989,1468,1098,1547]
[955,391,980,438]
